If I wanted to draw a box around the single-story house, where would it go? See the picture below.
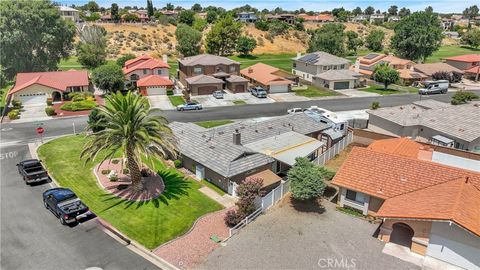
[413,62,463,79]
[136,75,173,96]
[313,69,363,90]
[464,65,480,81]
[170,112,343,195]
[331,137,480,269]
[240,63,296,93]
[444,54,480,71]
[266,14,296,25]
[369,14,385,23]
[353,53,427,85]
[123,55,170,84]
[367,100,480,152]
[8,70,90,105]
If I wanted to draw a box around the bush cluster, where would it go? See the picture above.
[60,100,97,111]
[7,109,20,120]
[45,106,56,116]
[173,159,182,168]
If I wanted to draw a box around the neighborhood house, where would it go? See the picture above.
[178,54,248,95]
[170,112,345,195]
[240,63,297,93]
[444,54,480,80]
[8,70,90,105]
[123,55,170,84]
[413,62,463,80]
[331,137,480,270]
[367,100,480,152]
[292,51,363,90]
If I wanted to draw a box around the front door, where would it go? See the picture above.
[228,181,238,197]
[195,164,205,180]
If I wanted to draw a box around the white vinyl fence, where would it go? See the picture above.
[314,132,353,166]
[228,180,290,238]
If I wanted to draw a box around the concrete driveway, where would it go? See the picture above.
[147,95,175,110]
[193,92,275,107]
[198,198,419,270]
[11,104,52,123]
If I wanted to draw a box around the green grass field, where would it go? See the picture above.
[229,53,296,71]
[58,56,115,71]
[168,96,185,106]
[195,120,234,128]
[426,46,480,63]
[37,135,222,249]
[292,85,340,97]
[359,84,418,95]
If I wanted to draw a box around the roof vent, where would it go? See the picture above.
[268,126,273,129]
[400,177,407,182]
[209,145,215,149]
[459,128,465,132]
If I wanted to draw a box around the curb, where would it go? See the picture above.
[32,137,179,270]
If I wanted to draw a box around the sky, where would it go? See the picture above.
[57,0,477,14]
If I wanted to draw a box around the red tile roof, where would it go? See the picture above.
[445,54,480,63]
[300,14,334,22]
[136,75,173,87]
[465,65,480,74]
[368,137,433,159]
[377,178,480,237]
[240,63,293,86]
[123,55,169,74]
[9,70,89,95]
[331,146,480,199]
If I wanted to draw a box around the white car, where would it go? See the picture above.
[287,108,304,115]
[306,106,330,115]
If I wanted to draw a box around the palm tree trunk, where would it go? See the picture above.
[126,146,143,192]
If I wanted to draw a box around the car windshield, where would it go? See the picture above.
[188,103,197,105]
[54,189,76,202]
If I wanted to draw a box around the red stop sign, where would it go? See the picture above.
[36,127,44,134]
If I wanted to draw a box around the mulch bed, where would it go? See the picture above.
[95,158,164,201]
[53,95,104,118]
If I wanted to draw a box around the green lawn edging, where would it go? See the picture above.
[168,96,185,107]
[194,120,234,128]
[37,135,222,249]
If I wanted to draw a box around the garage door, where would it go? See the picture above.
[333,81,350,90]
[197,85,217,95]
[234,84,245,93]
[18,93,47,105]
[269,84,289,93]
[146,86,166,95]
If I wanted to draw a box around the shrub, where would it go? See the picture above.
[173,159,182,168]
[112,159,120,164]
[109,175,118,182]
[11,100,22,109]
[72,95,85,102]
[166,89,174,96]
[7,110,19,120]
[288,157,327,200]
[122,168,129,174]
[224,209,243,227]
[60,100,97,111]
[451,91,479,105]
[45,106,56,116]
[101,169,111,175]
[370,101,380,110]
[46,98,53,106]
[141,167,154,177]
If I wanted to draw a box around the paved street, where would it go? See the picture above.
[0,144,158,270]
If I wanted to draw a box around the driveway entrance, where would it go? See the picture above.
[390,223,414,248]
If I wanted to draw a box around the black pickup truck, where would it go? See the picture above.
[43,188,91,225]
[16,159,49,184]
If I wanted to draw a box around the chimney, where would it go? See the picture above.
[297,52,301,58]
[162,54,168,64]
[233,129,241,145]
[354,60,360,73]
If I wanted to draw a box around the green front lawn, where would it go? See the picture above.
[200,179,227,196]
[168,96,185,106]
[232,99,246,105]
[359,85,418,95]
[195,120,234,128]
[292,85,340,97]
[37,135,222,249]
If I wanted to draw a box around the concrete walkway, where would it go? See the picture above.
[10,104,52,123]
[199,187,235,208]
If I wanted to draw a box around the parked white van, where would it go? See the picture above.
[418,80,449,95]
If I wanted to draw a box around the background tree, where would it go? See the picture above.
[206,10,217,23]
[346,30,363,53]
[373,63,399,90]
[192,18,207,31]
[82,92,178,192]
[191,3,202,13]
[336,10,351,22]
[175,24,202,56]
[164,3,174,10]
[365,29,385,51]
[146,0,154,17]
[391,12,443,62]
[236,36,257,56]
[268,20,290,36]
[76,25,107,69]
[331,7,345,18]
[425,6,433,13]
[116,54,136,67]
[205,14,242,55]
[288,157,327,201]
[398,7,411,17]
[364,6,375,15]
[86,1,99,12]
[91,63,125,93]
[352,7,362,16]
[0,0,75,79]
[123,13,140,22]
[178,10,196,26]
[463,5,479,28]
[307,23,346,56]
[111,3,120,21]
[461,29,480,48]
[388,5,398,16]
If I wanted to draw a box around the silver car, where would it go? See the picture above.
[212,90,224,99]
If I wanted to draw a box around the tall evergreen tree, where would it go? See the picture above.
[205,14,242,55]
[146,0,154,17]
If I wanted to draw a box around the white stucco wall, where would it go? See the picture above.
[125,68,169,81]
[426,222,480,270]
[338,187,370,215]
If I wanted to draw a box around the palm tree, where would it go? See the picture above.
[81,92,178,192]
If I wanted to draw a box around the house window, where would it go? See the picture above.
[143,69,147,74]
[293,63,296,68]
[333,65,338,70]
[157,70,162,75]
[323,66,327,70]
[193,67,202,74]
[340,64,345,69]
[346,190,357,201]
[229,65,236,72]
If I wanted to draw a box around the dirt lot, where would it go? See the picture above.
[324,143,366,172]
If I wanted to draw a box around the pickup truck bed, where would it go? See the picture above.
[17,159,49,184]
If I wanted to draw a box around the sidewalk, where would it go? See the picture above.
[199,187,235,208]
